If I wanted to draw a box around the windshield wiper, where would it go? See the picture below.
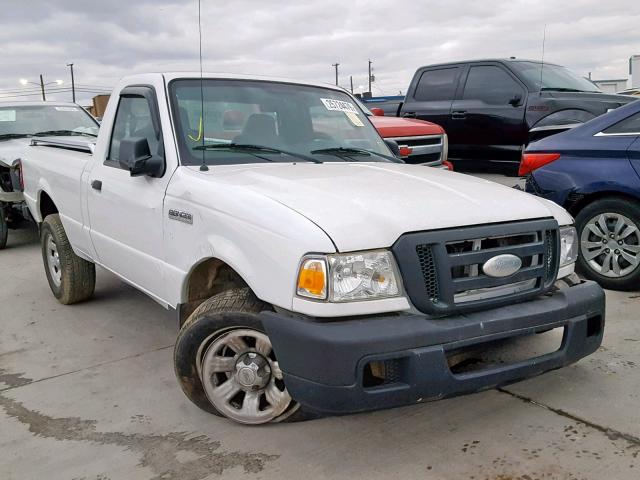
[310,146,401,163]
[0,133,31,141]
[34,129,97,137]
[193,143,321,163]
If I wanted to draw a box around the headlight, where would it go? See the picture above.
[296,250,401,302]
[559,226,579,267]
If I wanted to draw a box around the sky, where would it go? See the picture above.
[0,0,639,105]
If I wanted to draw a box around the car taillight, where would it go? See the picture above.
[519,152,561,176]
[11,159,24,191]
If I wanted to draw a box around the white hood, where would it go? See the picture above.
[196,162,572,252]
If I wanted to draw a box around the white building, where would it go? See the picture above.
[591,55,639,93]
[592,78,628,93]
[630,54,640,88]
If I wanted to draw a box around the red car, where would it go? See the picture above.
[358,101,451,169]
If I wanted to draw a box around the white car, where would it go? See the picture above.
[0,101,99,248]
[21,73,605,425]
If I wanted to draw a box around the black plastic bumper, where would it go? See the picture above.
[260,280,605,414]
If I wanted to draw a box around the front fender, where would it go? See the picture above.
[163,169,337,310]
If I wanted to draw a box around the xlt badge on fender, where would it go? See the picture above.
[482,254,522,278]
[168,209,193,224]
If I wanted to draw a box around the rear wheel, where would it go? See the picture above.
[41,214,96,304]
[0,203,7,249]
[575,198,640,290]
[174,288,316,424]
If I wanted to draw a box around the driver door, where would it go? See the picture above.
[86,85,171,302]
[448,64,527,162]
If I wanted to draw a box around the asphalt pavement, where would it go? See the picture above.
[1,174,639,480]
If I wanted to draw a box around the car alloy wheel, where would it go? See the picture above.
[580,213,640,278]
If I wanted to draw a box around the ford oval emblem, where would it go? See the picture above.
[482,254,522,278]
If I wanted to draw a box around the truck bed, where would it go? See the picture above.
[22,136,95,257]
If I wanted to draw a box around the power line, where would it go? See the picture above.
[74,84,114,89]
[0,84,113,94]
[0,88,112,100]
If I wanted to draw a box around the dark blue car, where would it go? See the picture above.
[523,99,640,290]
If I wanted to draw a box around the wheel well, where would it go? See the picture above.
[179,258,248,325]
[565,191,640,217]
[39,191,59,220]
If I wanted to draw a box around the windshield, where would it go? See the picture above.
[169,79,391,166]
[510,62,601,93]
[0,105,99,139]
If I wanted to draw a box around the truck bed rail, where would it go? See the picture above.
[30,137,94,154]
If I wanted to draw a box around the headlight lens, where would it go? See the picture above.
[296,250,401,302]
[559,226,579,267]
[329,250,400,301]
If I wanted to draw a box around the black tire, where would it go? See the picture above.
[575,197,640,291]
[0,203,7,250]
[174,287,318,423]
[40,214,96,304]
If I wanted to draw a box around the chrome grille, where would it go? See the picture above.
[387,134,445,165]
[392,219,560,315]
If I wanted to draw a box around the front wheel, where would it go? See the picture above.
[174,288,316,424]
[575,198,640,290]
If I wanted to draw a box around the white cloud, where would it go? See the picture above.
[0,0,638,104]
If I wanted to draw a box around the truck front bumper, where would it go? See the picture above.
[260,280,605,414]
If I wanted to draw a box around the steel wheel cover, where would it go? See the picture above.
[581,212,640,278]
[45,233,62,287]
[199,328,294,424]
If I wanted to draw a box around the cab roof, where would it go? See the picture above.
[416,58,561,70]
[120,72,346,93]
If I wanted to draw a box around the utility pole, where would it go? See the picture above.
[39,74,46,101]
[350,75,353,94]
[332,63,339,86]
[67,63,76,103]
[368,59,373,95]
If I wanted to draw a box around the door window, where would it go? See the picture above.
[107,95,160,166]
[602,112,640,135]
[462,66,524,105]
[414,68,460,101]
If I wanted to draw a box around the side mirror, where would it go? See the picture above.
[509,94,523,107]
[118,137,162,177]
[370,107,385,117]
[384,139,401,158]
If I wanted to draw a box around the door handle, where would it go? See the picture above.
[402,112,417,118]
[451,111,467,119]
[91,180,102,191]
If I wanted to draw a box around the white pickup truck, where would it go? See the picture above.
[22,73,605,425]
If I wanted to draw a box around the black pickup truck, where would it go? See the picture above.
[370,59,636,171]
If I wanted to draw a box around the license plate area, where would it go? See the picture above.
[446,326,566,375]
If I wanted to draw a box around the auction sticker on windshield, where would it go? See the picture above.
[0,110,16,122]
[320,98,359,114]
